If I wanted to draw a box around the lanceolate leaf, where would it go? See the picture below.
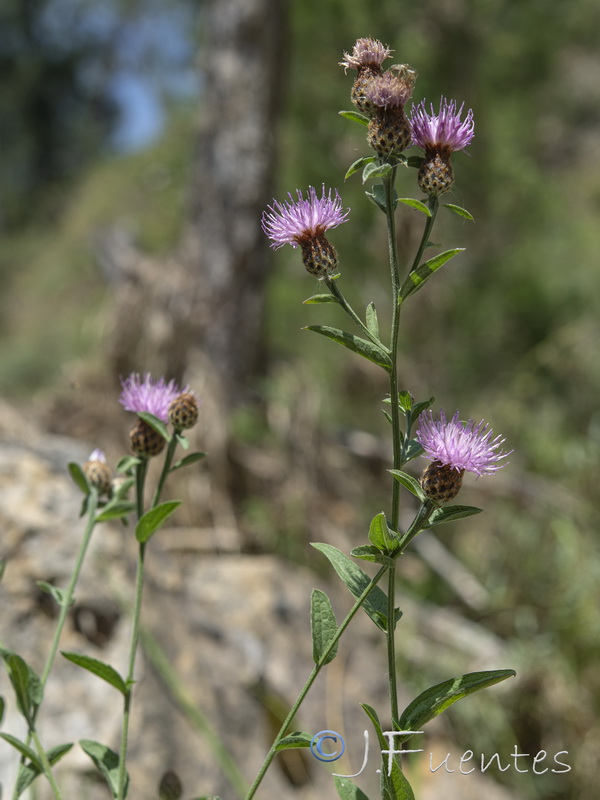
[68,462,90,495]
[137,411,170,442]
[80,739,129,798]
[334,776,371,800]
[363,162,393,182]
[397,198,432,216]
[303,293,341,305]
[444,203,474,221]
[0,733,42,771]
[389,470,426,501]
[366,184,398,214]
[398,670,516,734]
[95,501,136,523]
[425,505,483,528]
[275,732,312,751]
[1,651,42,722]
[36,581,70,608]
[361,704,415,800]
[170,452,207,472]
[345,155,376,180]
[14,743,74,798]
[368,512,397,551]
[400,248,465,300]
[365,302,380,339]
[303,325,391,370]
[310,589,339,665]
[61,652,127,695]
[135,500,182,544]
[311,543,390,632]
[351,545,395,567]
[339,109,370,126]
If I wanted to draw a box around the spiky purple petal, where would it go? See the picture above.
[416,410,510,476]
[119,373,186,423]
[261,185,350,250]
[410,97,474,152]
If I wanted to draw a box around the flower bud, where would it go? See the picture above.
[417,152,455,197]
[158,770,183,800]
[168,392,199,431]
[82,450,112,496]
[129,419,166,457]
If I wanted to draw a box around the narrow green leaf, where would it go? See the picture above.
[0,695,4,725]
[363,162,392,182]
[61,652,127,695]
[360,705,415,800]
[382,409,393,426]
[36,581,70,608]
[175,432,190,450]
[351,546,395,567]
[274,732,312,751]
[80,739,128,798]
[405,155,424,169]
[399,670,516,733]
[365,302,380,339]
[135,500,181,544]
[365,183,398,214]
[311,543,389,632]
[0,733,43,771]
[170,452,207,472]
[339,109,369,126]
[444,203,474,221]
[410,397,435,418]
[397,391,413,412]
[14,742,75,798]
[115,455,141,474]
[397,198,432,216]
[345,156,375,180]
[400,248,465,300]
[334,775,371,800]
[425,505,483,528]
[303,292,341,305]
[68,462,90,495]
[304,325,391,369]
[388,470,426,501]
[137,411,170,442]
[113,477,135,500]
[368,512,396,551]
[1,652,42,721]
[310,589,339,666]
[95,501,136,523]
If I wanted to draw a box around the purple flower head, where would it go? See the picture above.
[88,449,107,463]
[340,37,392,72]
[262,185,350,251]
[119,372,187,423]
[410,97,474,153]
[366,71,412,109]
[416,410,510,476]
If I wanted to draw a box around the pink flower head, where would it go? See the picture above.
[410,97,474,152]
[119,372,187,423]
[262,185,350,251]
[366,71,413,109]
[416,410,510,476]
[88,449,107,463]
[340,37,392,72]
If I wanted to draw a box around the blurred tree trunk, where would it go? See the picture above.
[182,0,287,400]
[105,0,286,404]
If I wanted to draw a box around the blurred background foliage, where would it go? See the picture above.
[1,0,599,798]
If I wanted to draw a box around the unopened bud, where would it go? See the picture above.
[129,419,166,457]
[82,450,112,496]
[168,392,199,431]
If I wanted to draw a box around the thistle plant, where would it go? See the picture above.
[248,37,514,800]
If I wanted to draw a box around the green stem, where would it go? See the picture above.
[116,461,148,800]
[30,728,65,800]
[244,565,388,800]
[409,196,439,275]
[152,435,178,508]
[324,277,389,351]
[397,501,434,552]
[11,490,99,800]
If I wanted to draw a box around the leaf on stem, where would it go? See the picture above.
[310,589,339,666]
[365,302,380,339]
[362,162,393,182]
[61,652,128,695]
[361,704,415,800]
[344,155,376,180]
[350,545,395,567]
[175,432,190,451]
[0,733,42,771]
[402,439,424,462]
[36,581,70,608]
[303,293,341,305]
[95,501,136,523]
[368,512,397,551]
[311,543,390,632]
[398,670,516,734]
[274,732,313,751]
[389,470,426,501]
[334,776,371,800]
[137,411,171,442]
[135,500,182,544]
[80,739,129,799]
[400,249,465,300]
[365,184,398,214]
[115,455,142,474]
[444,203,474,221]
[425,505,483,528]
[0,650,42,722]
[0,695,4,725]
[170,452,207,472]
[68,462,90,495]
[14,743,74,798]
[338,110,370,126]
[303,325,391,370]
[397,198,432,216]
